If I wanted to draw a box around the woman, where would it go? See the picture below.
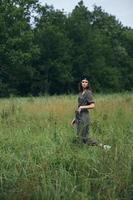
[71,77,111,149]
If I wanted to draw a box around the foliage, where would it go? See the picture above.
[0,0,133,97]
[0,93,132,199]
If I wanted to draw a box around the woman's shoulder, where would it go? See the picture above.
[85,89,93,95]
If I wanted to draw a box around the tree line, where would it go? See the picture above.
[0,0,133,97]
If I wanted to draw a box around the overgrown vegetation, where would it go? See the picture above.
[0,93,132,199]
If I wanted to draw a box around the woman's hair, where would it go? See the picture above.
[78,79,92,92]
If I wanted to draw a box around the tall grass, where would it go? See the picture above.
[0,93,132,200]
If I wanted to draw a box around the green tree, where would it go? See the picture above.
[0,0,39,96]
[0,0,132,96]
[33,5,73,95]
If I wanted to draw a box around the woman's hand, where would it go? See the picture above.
[71,118,76,126]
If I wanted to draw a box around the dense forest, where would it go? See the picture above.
[0,0,133,97]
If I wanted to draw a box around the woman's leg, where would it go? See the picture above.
[75,113,111,148]
[80,112,90,143]
[81,112,99,145]
[75,112,100,145]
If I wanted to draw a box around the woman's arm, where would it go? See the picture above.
[78,103,95,112]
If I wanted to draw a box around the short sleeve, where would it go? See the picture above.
[86,90,95,104]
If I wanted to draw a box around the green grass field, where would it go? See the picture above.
[0,93,133,200]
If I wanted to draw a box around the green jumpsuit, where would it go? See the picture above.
[75,89,98,144]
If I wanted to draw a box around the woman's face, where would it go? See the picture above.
[81,79,89,89]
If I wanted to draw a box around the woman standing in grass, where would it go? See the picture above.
[71,76,111,149]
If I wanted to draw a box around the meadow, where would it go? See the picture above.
[0,93,132,200]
